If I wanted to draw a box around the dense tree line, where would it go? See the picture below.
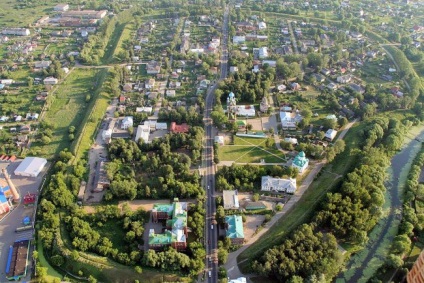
[106,128,205,200]
[253,224,341,282]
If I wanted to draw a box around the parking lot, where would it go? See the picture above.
[0,160,48,282]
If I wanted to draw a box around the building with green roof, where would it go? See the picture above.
[291,151,309,173]
[149,199,188,251]
[225,215,244,245]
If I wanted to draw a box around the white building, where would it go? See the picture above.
[135,123,150,143]
[223,190,240,210]
[54,4,69,11]
[258,47,268,59]
[233,36,246,44]
[258,21,267,29]
[34,61,51,69]
[121,116,133,129]
[14,157,47,177]
[235,105,255,117]
[136,106,153,114]
[325,129,337,141]
[43,77,58,85]
[229,278,247,283]
[1,28,30,36]
[156,122,168,130]
[0,79,14,85]
[214,135,224,145]
[280,111,302,129]
[261,176,297,194]
[102,129,112,143]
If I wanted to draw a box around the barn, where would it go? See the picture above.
[14,157,47,177]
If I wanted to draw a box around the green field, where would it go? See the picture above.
[35,68,104,158]
[219,136,286,163]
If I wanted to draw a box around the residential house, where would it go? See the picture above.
[233,36,246,44]
[135,123,150,143]
[166,89,176,97]
[145,78,155,89]
[258,21,267,29]
[136,106,153,114]
[325,129,337,141]
[277,84,287,92]
[43,77,58,85]
[229,278,247,283]
[149,199,188,251]
[34,60,51,69]
[337,75,353,84]
[290,82,301,91]
[119,94,126,104]
[261,176,297,194]
[121,116,133,129]
[327,83,337,91]
[223,190,240,210]
[260,97,269,113]
[199,79,210,89]
[1,28,30,36]
[146,61,161,74]
[284,137,298,145]
[291,151,309,173]
[280,111,302,129]
[19,125,31,133]
[258,47,268,59]
[349,83,365,94]
[25,113,39,120]
[225,215,244,245]
[391,86,404,98]
[54,4,69,11]
[170,122,189,133]
[229,66,238,73]
[0,79,14,85]
[321,68,331,76]
[123,83,133,92]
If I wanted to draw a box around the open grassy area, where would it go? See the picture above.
[0,0,53,27]
[238,121,365,273]
[35,68,104,158]
[112,23,135,62]
[219,136,286,163]
[70,69,110,161]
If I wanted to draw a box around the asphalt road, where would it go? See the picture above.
[203,5,229,283]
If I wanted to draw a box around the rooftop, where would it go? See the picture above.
[225,215,244,239]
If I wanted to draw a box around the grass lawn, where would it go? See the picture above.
[71,69,110,161]
[237,121,365,273]
[112,23,135,62]
[36,68,104,158]
[219,136,286,163]
[0,1,53,27]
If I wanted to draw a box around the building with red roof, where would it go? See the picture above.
[170,122,189,133]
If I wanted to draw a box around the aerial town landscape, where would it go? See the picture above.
[0,0,423,282]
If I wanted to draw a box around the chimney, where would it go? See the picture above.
[2,169,20,202]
